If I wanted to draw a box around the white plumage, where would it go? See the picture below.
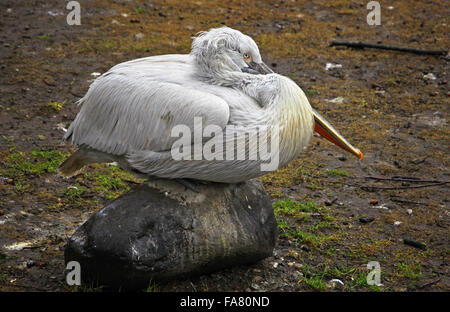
[60,27,324,183]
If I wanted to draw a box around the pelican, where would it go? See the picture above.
[59,26,362,184]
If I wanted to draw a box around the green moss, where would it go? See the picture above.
[279,224,330,247]
[146,280,159,292]
[352,271,368,288]
[37,34,50,40]
[326,169,350,177]
[273,199,320,215]
[14,180,31,194]
[301,275,327,291]
[48,100,66,111]
[396,262,423,280]
[298,264,330,291]
[64,186,84,198]
[82,164,142,200]
[0,149,69,179]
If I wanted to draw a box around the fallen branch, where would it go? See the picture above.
[8,282,52,292]
[121,178,142,185]
[418,278,441,289]
[361,182,448,192]
[365,176,449,184]
[330,40,447,56]
[403,238,426,250]
[42,78,56,87]
[22,245,44,250]
[390,198,424,205]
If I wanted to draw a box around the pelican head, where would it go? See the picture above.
[191,26,363,161]
[191,26,273,77]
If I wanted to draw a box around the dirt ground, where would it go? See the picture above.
[0,0,448,292]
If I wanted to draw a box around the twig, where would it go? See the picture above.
[361,182,448,192]
[121,178,142,185]
[80,193,96,198]
[43,78,56,87]
[8,282,52,292]
[403,238,426,250]
[418,278,441,289]
[365,176,449,184]
[391,176,421,180]
[390,198,424,205]
[330,40,447,56]
[22,245,44,250]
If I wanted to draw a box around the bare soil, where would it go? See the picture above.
[0,0,448,292]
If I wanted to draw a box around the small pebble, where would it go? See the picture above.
[294,263,303,269]
[359,216,374,223]
[404,238,426,250]
[326,96,345,104]
[300,245,310,252]
[423,73,436,80]
[325,63,342,71]
[328,279,344,286]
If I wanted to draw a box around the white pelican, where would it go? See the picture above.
[59,27,362,184]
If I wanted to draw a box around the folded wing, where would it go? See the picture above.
[65,55,231,155]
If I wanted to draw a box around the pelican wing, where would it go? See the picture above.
[65,55,231,155]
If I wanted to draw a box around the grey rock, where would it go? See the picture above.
[359,216,375,223]
[65,178,276,290]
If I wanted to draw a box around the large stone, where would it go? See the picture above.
[64,178,276,290]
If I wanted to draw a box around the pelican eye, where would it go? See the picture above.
[243,53,252,62]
